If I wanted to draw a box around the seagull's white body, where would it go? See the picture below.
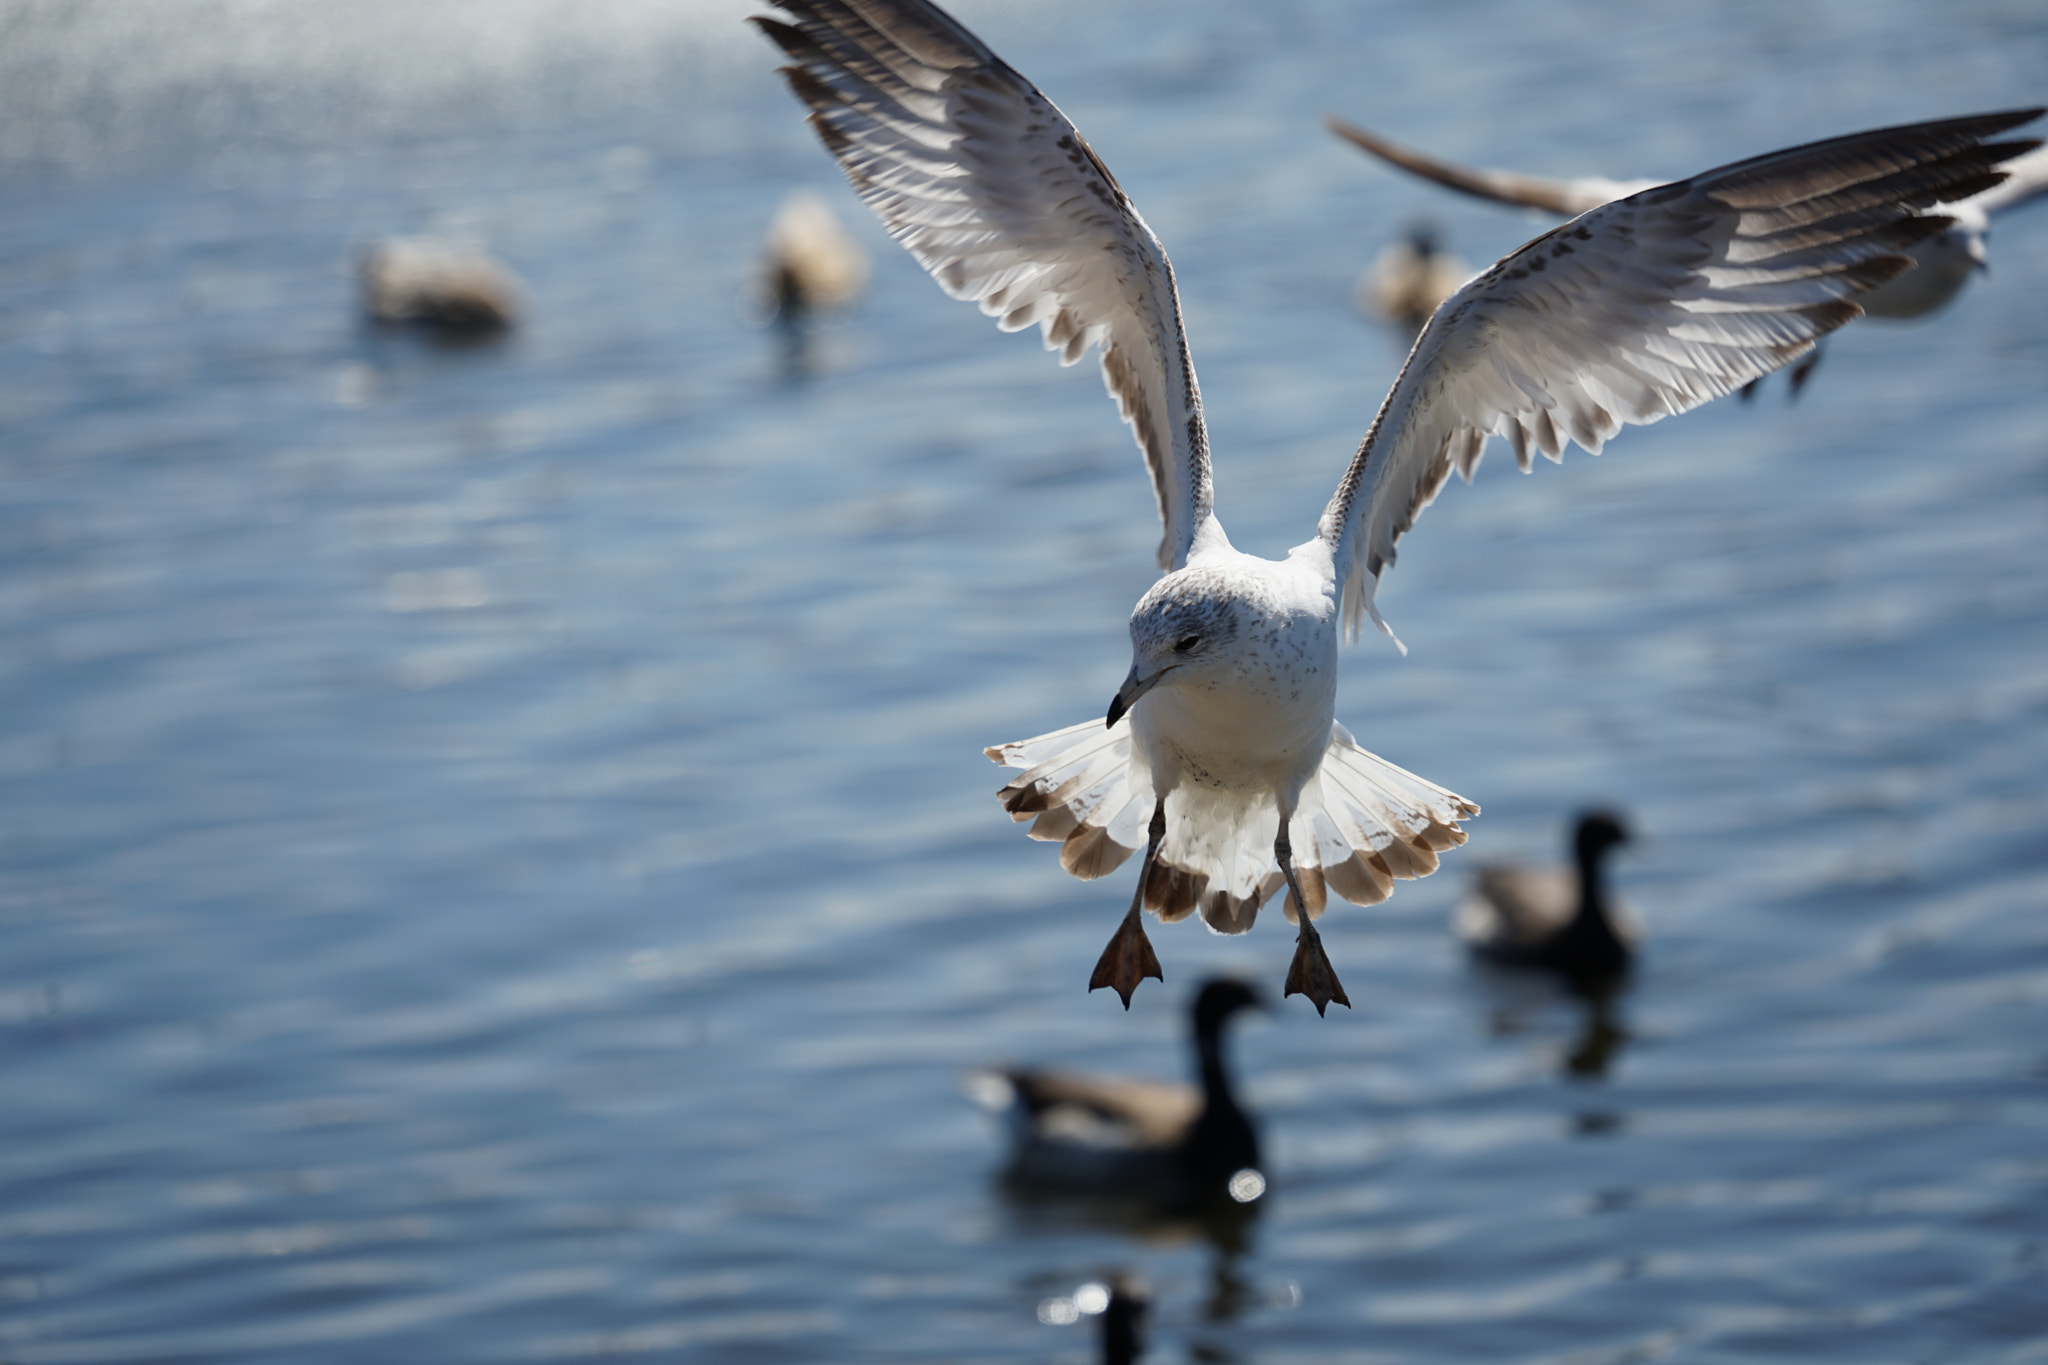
[992,532,1468,933]
[759,0,2041,1007]
[1129,546,1335,812]
[1329,117,2048,321]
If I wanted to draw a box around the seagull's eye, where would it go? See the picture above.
[1175,635,1200,654]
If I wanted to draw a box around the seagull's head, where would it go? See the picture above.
[1936,206,1992,272]
[1106,569,1245,728]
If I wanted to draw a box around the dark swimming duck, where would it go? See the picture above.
[1456,810,1636,985]
[969,978,1264,1208]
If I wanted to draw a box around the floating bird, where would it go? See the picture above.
[761,188,870,338]
[1362,221,1471,336]
[1457,810,1637,984]
[757,0,2040,1011]
[969,978,1264,1208]
[359,238,522,338]
[1329,115,2048,392]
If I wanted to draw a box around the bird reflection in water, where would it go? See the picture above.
[1475,963,1635,1088]
[967,980,1268,1327]
[1038,1274,1149,1364]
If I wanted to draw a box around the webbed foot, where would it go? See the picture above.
[1089,906,1164,1009]
[1283,921,1352,1017]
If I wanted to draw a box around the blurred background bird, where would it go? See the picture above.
[1359,219,1471,337]
[966,978,1265,1211]
[1328,114,2048,392]
[758,188,869,375]
[1456,809,1638,987]
[359,237,523,339]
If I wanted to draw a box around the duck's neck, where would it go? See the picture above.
[1184,1012,1259,1188]
[1569,840,1620,946]
[1196,1022,1236,1113]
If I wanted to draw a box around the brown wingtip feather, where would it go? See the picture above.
[1143,859,1209,924]
[998,776,1054,817]
[1835,251,1917,293]
[1792,297,1867,339]
[1026,805,1081,844]
[1324,850,1394,906]
[751,14,800,49]
[1060,823,1135,880]
[1200,887,1260,935]
[1705,108,2045,214]
[779,63,842,117]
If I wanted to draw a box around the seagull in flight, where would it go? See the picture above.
[1329,114,2048,390]
[754,0,2040,1013]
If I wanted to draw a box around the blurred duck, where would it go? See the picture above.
[1457,810,1636,984]
[968,978,1263,1208]
[1329,115,2048,392]
[1361,221,1471,337]
[762,188,870,332]
[360,238,522,338]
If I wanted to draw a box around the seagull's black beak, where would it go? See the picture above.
[1105,663,1164,730]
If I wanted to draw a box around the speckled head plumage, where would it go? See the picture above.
[1128,567,1246,662]
[1106,567,1255,728]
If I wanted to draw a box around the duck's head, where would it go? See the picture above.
[1191,977,1264,1033]
[1106,569,1249,727]
[1573,809,1632,862]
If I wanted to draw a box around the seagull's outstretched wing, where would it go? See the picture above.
[756,0,1213,570]
[1319,109,2045,648]
[1326,115,1661,218]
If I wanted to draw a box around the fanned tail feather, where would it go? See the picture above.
[988,719,1477,931]
[1293,722,1476,922]
[987,720,1153,880]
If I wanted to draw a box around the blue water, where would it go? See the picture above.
[2,0,2046,1360]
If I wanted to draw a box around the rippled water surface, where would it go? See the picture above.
[3,0,2046,1360]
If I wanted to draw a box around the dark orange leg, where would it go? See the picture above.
[1089,803,1166,1008]
[1276,822,1350,1016]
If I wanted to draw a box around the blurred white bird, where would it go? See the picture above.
[759,0,2040,1010]
[1330,115,2048,391]
[360,238,522,338]
[762,190,869,324]
[1362,221,1471,336]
